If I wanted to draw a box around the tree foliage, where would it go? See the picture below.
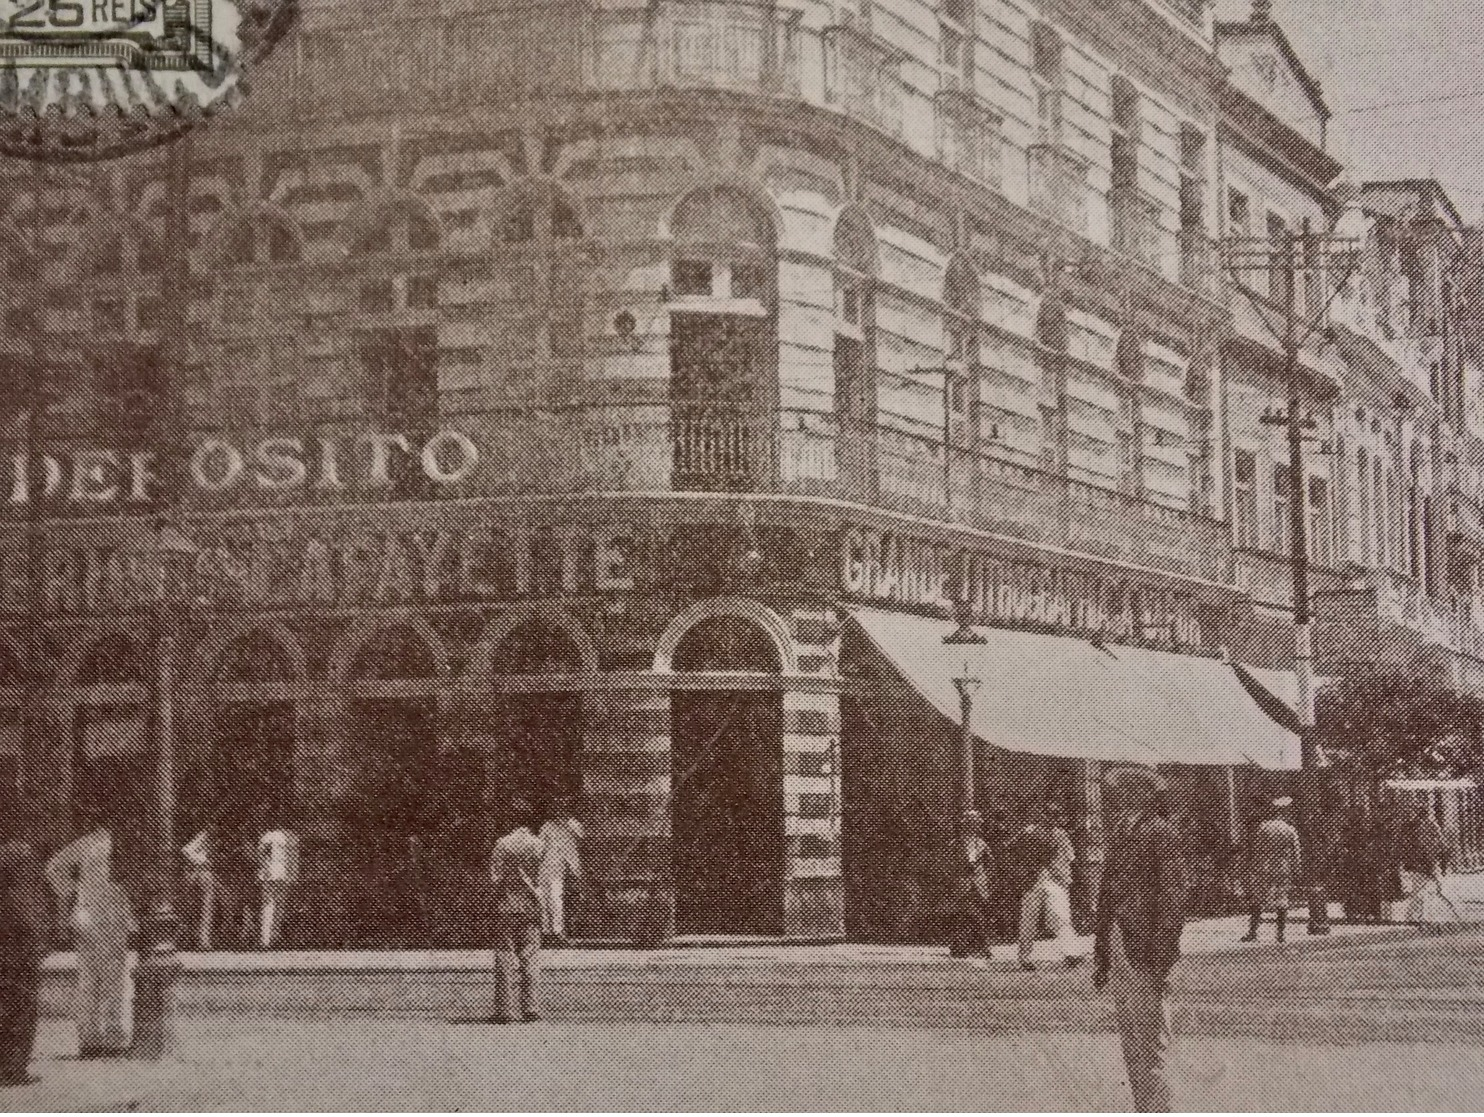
[1315,668,1484,779]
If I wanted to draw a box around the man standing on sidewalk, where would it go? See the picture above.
[1019,803,1084,971]
[1242,799,1300,944]
[1094,766,1187,1113]
[538,801,583,947]
[490,800,546,1023]
[257,818,302,949]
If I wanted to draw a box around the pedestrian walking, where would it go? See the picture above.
[537,801,583,946]
[45,820,135,1058]
[256,818,301,949]
[1093,766,1187,1114]
[489,800,545,1023]
[1018,803,1084,971]
[181,823,220,951]
[0,811,49,1086]
[1241,798,1301,943]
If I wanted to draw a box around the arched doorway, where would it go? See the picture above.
[341,625,444,947]
[670,616,784,936]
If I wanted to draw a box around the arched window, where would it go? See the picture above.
[75,634,146,686]
[213,630,294,683]
[496,184,588,372]
[347,201,442,430]
[833,210,879,473]
[347,203,441,313]
[668,187,779,488]
[349,625,439,680]
[669,186,776,306]
[82,221,165,341]
[225,212,302,268]
[489,621,584,674]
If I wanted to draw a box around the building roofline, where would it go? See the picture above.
[1214,17,1330,123]
[1361,179,1467,230]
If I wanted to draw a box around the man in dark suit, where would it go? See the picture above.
[1093,766,1187,1113]
[0,808,51,1085]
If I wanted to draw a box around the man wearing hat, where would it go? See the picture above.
[1242,798,1301,944]
[1093,766,1187,1113]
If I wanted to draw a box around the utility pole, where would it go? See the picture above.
[1226,219,1358,938]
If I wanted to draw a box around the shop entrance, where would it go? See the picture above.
[669,614,785,937]
[672,691,784,935]
[342,697,441,947]
[73,704,150,836]
[70,636,151,890]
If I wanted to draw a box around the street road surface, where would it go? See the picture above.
[14,924,1484,1110]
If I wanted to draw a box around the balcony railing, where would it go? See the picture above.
[461,405,1228,580]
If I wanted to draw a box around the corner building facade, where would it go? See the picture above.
[0,0,1296,944]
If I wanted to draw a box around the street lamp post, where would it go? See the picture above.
[131,116,195,1059]
[944,615,987,842]
[132,518,198,1060]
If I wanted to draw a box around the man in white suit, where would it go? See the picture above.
[538,801,583,945]
[257,819,301,949]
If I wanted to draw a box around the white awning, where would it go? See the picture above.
[850,608,1300,770]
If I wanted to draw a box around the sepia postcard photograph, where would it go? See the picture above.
[0,0,1482,1110]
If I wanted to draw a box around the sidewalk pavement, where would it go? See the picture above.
[36,911,1418,973]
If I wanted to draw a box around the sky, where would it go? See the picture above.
[1214,0,1484,219]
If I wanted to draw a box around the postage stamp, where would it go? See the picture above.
[0,0,293,159]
